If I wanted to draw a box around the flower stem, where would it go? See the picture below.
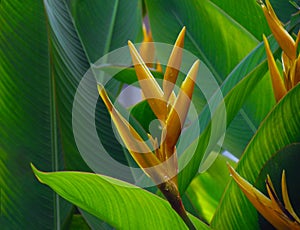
[158,181,196,230]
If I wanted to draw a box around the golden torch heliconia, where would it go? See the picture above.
[97,27,198,230]
[259,0,300,102]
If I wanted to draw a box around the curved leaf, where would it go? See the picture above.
[211,84,300,229]
[0,1,81,228]
[208,0,270,40]
[69,0,142,63]
[145,0,262,81]
[32,165,209,230]
[0,0,143,228]
[177,42,271,193]
[185,154,236,223]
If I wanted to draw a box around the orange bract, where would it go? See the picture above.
[261,0,300,102]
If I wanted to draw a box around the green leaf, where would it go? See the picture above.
[32,165,209,230]
[69,214,91,230]
[0,0,143,228]
[145,0,262,81]
[208,0,270,40]
[211,84,300,229]
[185,154,236,223]
[69,0,142,63]
[177,42,271,193]
[224,74,275,157]
[0,1,84,228]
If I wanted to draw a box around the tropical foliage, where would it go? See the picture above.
[0,0,299,229]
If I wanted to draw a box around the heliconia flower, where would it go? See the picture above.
[228,164,300,229]
[260,0,296,60]
[99,28,198,229]
[97,84,168,183]
[128,29,199,186]
[99,27,200,182]
[260,0,300,102]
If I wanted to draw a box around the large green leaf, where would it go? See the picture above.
[211,84,300,229]
[0,0,142,228]
[208,0,270,40]
[185,154,236,224]
[68,0,143,178]
[32,165,209,230]
[145,0,265,81]
[0,1,80,228]
[68,0,142,63]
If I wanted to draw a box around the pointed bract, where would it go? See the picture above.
[263,35,287,101]
[165,60,199,152]
[163,27,186,101]
[281,171,300,223]
[261,0,296,60]
[128,41,167,120]
[97,85,168,182]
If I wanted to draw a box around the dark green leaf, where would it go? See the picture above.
[69,0,142,63]
[145,0,262,81]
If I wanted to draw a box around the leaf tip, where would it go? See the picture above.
[30,163,44,183]
[30,163,40,174]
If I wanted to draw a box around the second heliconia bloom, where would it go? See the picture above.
[98,27,200,185]
[228,164,300,229]
[260,0,300,102]
[98,27,199,229]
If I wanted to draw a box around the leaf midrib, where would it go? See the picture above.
[43,1,61,229]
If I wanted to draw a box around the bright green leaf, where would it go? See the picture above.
[185,154,236,223]
[32,165,209,230]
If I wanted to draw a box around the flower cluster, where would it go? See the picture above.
[97,27,198,229]
[260,0,300,101]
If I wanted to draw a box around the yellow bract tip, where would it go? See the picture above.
[163,27,186,101]
[165,60,199,150]
[262,0,296,60]
[128,40,167,120]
